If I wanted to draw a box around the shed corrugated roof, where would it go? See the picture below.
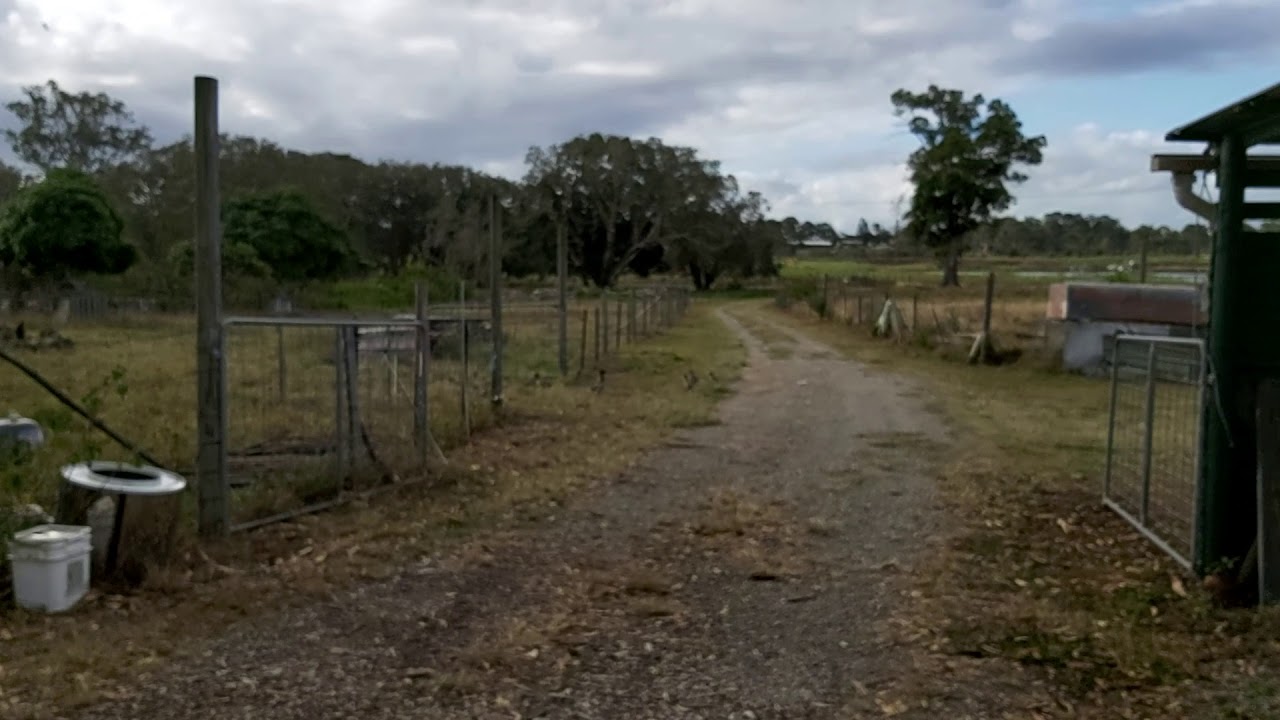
[1166,82,1280,146]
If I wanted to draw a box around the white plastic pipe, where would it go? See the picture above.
[1171,171,1216,223]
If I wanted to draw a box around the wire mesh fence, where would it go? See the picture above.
[213,284,691,531]
[1104,334,1205,569]
[0,279,692,540]
[223,317,431,530]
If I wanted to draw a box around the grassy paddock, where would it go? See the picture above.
[777,254,1211,370]
[0,299,745,715]
[781,253,1209,280]
[0,293,681,554]
[760,300,1279,717]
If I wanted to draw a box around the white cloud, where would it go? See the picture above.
[0,0,1271,232]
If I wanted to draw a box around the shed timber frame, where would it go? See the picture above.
[1150,82,1280,598]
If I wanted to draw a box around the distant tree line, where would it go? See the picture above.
[798,211,1211,259]
[0,80,797,301]
[0,79,1217,301]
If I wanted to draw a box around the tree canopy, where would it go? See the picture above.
[223,190,354,283]
[0,78,1212,302]
[892,85,1046,286]
[4,80,152,174]
[524,133,782,289]
[0,169,135,288]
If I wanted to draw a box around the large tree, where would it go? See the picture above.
[223,190,353,283]
[0,169,135,289]
[4,80,152,173]
[0,162,21,205]
[892,85,1046,286]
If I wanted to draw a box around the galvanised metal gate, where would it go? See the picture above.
[1103,334,1206,570]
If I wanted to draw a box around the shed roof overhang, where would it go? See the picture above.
[1166,82,1280,146]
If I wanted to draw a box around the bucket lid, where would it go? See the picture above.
[61,461,187,495]
[12,524,89,546]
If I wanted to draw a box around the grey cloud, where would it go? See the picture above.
[1003,2,1280,75]
[0,0,1241,230]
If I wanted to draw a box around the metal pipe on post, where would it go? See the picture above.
[556,222,569,377]
[194,76,228,537]
[489,195,504,410]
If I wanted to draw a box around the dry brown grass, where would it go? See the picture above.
[0,300,745,718]
[765,299,1280,718]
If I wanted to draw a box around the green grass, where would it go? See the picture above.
[779,254,1210,288]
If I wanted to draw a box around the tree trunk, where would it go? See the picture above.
[688,264,716,291]
[940,244,961,287]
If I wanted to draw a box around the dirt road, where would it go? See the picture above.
[73,306,953,720]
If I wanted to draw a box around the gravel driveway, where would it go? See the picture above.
[71,306,954,720]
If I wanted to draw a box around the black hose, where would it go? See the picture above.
[0,343,162,467]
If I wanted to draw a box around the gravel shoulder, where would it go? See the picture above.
[71,304,956,720]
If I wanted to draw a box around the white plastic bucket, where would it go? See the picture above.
[8,524,91,613]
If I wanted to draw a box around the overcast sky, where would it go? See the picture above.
[2,0,1278,232]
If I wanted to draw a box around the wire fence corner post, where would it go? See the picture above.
[194,74,229,537]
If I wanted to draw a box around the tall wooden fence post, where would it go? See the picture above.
[556,222,568,376]
[413,282,430,465]
[488,195,504,410]
[601,291,610,355]
[194,75,228,537]
[975,271,996,364]
[276,325,287,401]
[459,281,470,438]
[593,307,601,363]
[577,309,588,378]
[628,292,637,343]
